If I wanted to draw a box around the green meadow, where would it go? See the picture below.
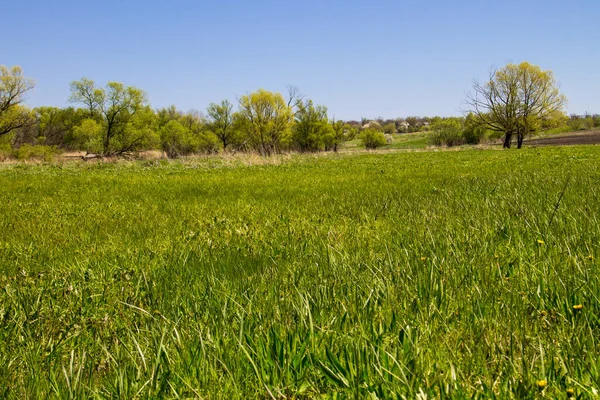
[1,147,599,398]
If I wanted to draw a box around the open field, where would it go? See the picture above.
[1,147,600,398]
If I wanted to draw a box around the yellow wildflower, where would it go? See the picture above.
[573,304,583,311]
[536,379,547,389]
[566,388,575,398]
[537,239,545,245]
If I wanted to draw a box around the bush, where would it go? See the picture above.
[382,123,396,134]
[196,131,220,154]
[359,128,387,149]
[430,119,464,147]
[160,120,199,158]
[13,144,58,162]
[72,119,103,154]
[463,113,487,144]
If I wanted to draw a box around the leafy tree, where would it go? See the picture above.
[359,128,387,149]
[237,89,293,155]
[467,62,567,148]
[325,120,347,152]
[206,100,237,151]
[157,105,182,127]
[0,65,34,137]
[69,79,149,156]
[291,100,330,152]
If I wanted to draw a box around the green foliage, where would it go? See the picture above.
[430,118,464,146]
[237,89,293,155]
[324,120,347,152]
[72,118,103,153]
[568,115,599,131]
[291,100,330,152]
[206,100,238,151]
[462,113,487,144]
[0,65,35,137]
[196,131,220,154]
[13,144,58,161]
[69,79,149,155]
[382,123,396,134]
[1,148,599,398]
[469,62,567,148]
[160,120,194,158]
[34,106,87,148]
[359,128,387,149]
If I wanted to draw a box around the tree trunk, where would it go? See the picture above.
[517,133,524,149]
[503,133,512,148]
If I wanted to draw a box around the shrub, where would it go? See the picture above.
[462,113,487,144]
[382,123,396,134]
[359,128,387,149]
[13,144,58,162]
[196,131,220,154]
[430,119,464,147]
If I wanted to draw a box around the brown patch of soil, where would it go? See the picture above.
[525,130,600,146]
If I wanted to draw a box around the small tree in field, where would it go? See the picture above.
[467,62,567,148]
[325,120,347,152]
[359,128,387,149]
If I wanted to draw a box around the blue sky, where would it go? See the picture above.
[2,0,599,120]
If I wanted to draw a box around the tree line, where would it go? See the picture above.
[1,73,364,158]
[0,61,593,159]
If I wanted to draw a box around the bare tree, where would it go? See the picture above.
[286,85,304,114]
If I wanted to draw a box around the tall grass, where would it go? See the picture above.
[0,147,599,398]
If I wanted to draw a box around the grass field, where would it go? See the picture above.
[1,147,599,398]
[344,132,431,151]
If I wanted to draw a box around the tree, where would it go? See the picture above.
[206,100,236,151]
[237,89,293,155]
[326,120,347,152]
[467,62,567,148]
[291,100,330,152]
[69,79,148,156]
[0,66,34,137]
[286,85,304,112]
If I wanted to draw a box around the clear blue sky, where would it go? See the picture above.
[2,0,599,120]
